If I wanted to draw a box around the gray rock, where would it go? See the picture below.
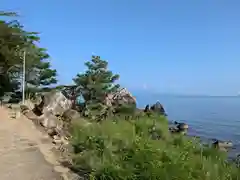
[150,101,166,115]
[62,109,80,122]
[38,111,58,129]
[212,140,233,149]
[176,123,189,130]
[105,88,136,107]
[32,91,74,130]
[41,91,72,116]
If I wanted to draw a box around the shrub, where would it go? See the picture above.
[70,116,240,180]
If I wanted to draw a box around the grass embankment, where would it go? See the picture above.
[69,115,240,179]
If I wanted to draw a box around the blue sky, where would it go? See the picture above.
[1,0,240,96]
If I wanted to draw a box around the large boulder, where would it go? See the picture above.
[39,111,58,129]
[150,101,167,116]
[212,140,233,152]
[32,90,73,129]
[105,88,136,107]
[41,91,72,116]
[175,122,189,131]
[62,109,81,122]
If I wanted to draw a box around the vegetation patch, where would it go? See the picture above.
[70,116,240,180]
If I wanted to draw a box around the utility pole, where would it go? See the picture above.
[22,50,26,104]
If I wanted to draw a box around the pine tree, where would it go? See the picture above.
[73,55,120,120]
[0,11,57,98]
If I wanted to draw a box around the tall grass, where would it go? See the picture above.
[70,115,240,179]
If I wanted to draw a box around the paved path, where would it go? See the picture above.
[0,107,67,180]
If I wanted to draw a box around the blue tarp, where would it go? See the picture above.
[76,94,85,104]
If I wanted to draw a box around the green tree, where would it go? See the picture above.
[0,11,23,97]
[73,55,120,120]
[24,46,57,96]
[0,11,57,98]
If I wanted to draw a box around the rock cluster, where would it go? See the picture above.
[105,88,136,107]
[21,90,80,143]
[169,121,189,135]
[212,140,233,152]
[20,89,235,162]
[144,101,167,116]
[22,87,136,137]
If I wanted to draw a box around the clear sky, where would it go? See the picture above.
[1,0,240,96]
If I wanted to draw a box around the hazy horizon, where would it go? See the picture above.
[131,88,240,98]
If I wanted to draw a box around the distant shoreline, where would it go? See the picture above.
[161,95,240,98]
[136,93,240,98]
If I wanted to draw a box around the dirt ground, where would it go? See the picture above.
[0,107,70,180]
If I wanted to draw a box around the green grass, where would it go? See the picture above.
[70,115,240,180]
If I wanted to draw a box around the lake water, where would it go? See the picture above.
[136,94,240,158]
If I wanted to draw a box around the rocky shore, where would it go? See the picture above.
[10,88,238,177]
[142,101,235,153]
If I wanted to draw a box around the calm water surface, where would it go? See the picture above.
[136,95,240,157]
